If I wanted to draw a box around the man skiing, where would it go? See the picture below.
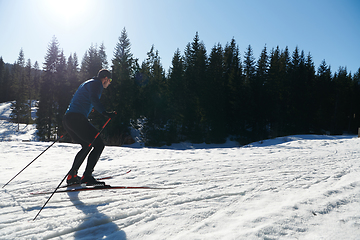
[63,69,116,186]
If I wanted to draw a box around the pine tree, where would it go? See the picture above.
[168,48,185,123]
[223,38,243,137]
[67,53,80,90]
[183,32,208,142]
[314,60,333,133]
[54,50,69,135]
[99,42,108,69]
[243,45,256,84]
[331,67,352,134]
[80,51,89,79]
[25,59,33,123]
[267,46,290,137]
[279,47,291,134]
[37,36,60,140]
[137,45,167,146]
[10,49,30,125]
[32,61,41,100]
[105,27,138,145]
[287,47,306,132]
[167,48,185,143]
[244,45,259,140]
[81,44,102,79]
[205,43,226,143]
[253,45,269,140]
[304,52,316,132]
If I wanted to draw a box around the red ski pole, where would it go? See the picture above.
[89,117,111,147]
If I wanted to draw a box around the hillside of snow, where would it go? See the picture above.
[0,101,38,142]
[1,101,360,239]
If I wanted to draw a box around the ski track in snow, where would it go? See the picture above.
[1,135,360,239]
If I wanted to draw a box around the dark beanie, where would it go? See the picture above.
[97,69,112,79]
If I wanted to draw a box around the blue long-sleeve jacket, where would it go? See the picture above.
[66,78,106,118]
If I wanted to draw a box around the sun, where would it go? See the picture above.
[42,0,90,26]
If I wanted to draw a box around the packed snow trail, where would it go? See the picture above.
[1,135,360,239]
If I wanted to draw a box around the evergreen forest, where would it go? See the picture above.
[1,28,360,146]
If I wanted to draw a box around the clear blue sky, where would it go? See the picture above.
[0,0,359,74]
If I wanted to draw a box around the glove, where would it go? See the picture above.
[102,111,117,119]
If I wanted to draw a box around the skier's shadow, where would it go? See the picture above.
[68,192,127,240]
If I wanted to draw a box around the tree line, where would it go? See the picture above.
[1,28,360,146]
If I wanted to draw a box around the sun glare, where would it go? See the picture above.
[43,0,90,26]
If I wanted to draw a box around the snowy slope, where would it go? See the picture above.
[1,102,360,239]
[0,101,38,142]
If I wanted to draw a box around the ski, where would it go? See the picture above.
[59,170,131,189]
[31,184,173,195]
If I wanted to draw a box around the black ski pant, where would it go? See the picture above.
[62,112,105,177]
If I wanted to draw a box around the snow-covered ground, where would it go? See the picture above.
[0,101,38,142]
[1,101,360,239]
